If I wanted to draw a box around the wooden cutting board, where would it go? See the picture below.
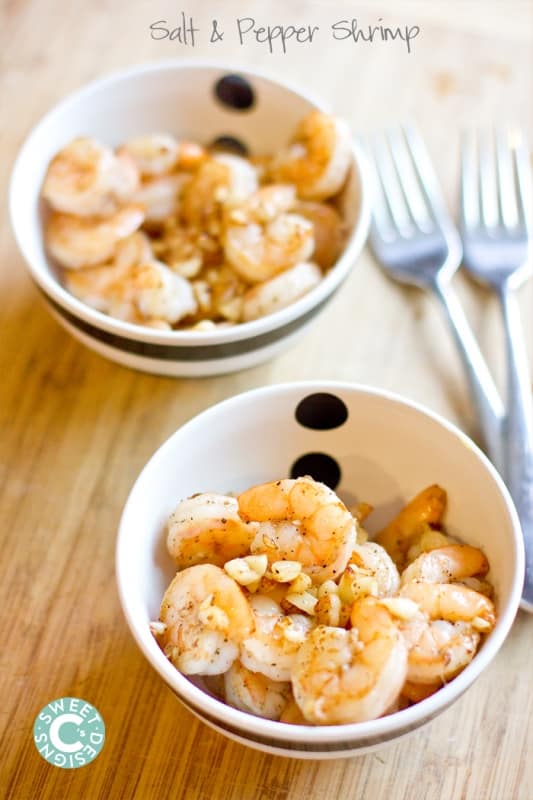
[1,1,532,797]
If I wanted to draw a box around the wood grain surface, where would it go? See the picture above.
[1,1,533,798]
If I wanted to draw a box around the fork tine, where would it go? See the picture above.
[401,123,452,225]
[495,128,518,229]
[460,130,480,230]
[479,130,498,229]
[370,132,412,235]
[511,129,532,232]
[386,127,432,231]
[360,137,397,243]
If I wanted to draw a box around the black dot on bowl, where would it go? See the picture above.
[214,74,255,110]
[210,135,249,157]
[295,393,348,430]
[290,453,341,490]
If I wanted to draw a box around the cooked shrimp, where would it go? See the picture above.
[63,231,154,312]
[213,153,259,204]
[348,542,400,597]
[400,680,442,703]
[118,134,206,177]
[177,141,208,171]
[295,201,346,268]
[181,154,258,230]
[130,260,197,323]
[400,545,489,587]
[272,111,352,200]
[399,582,495,684]
[350,502,374,524]
[152,222,206,276]
[207,264,248,322]
[399,615,481,684]
[405,527,454,565]
[240,595,313,682]
[119,133,180,176]
[233,184,297,223]
[65,257,197,325]
[224,185,315,283]
[242,261,321,321]
[376,485,447,567]
[400,581,496,628]
[291,598,407,724]
[167,493,257,569]
[224,661,291,720]
[457,576,494,598]
[64,234,153,312]
[132,173,190,225]
[113,231,154,269]
[45,205,144,269]
[64,260,128,313]
[225,213,314,284]
[158,564,254,675]
[279,696,309,725]
[239,477,357,584]
[42,137,139,217]
[112,261,198,325]
[109,151,141,202]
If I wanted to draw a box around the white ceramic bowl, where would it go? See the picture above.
[116,382,524,759]
[9,62,371,377]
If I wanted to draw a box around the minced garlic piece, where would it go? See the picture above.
[285,591,318,615]
[224,554,268,585]
[149,621,167,636]
[472,616,492,632]
[338,565,378,603]
[271,560,302,583]
[316,593,342,627]
[289,573,312,594]
[379,597,420,620]
[317,579,339,598]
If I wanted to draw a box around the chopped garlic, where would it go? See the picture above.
[192,280,212,312]
[338,565,378,603]
[316,593,342,627]
[286,591,318,615]
[379,597,420,620]
[472,616,492,632]
[406,527,452,563]
[290,573,312,594]
[172,256,203,279]
[271,560,302,583]
[245,554,269,574]
[190,320,216,331]
[356,527,369,544]
[224,554,268,585]
[218,297,243,322]
[317,579,339,598]
[149,621,167,636]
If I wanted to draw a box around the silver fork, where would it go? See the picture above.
[460,128,533,610]
[366,125,504,470]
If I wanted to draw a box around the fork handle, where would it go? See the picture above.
[498,286,533,611]
[432,279,504,470]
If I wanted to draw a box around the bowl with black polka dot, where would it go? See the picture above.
[116,381,523,758]
[10,62,371,376]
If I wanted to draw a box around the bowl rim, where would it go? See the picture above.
[116,380,524,745]
[8,60,372,348]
